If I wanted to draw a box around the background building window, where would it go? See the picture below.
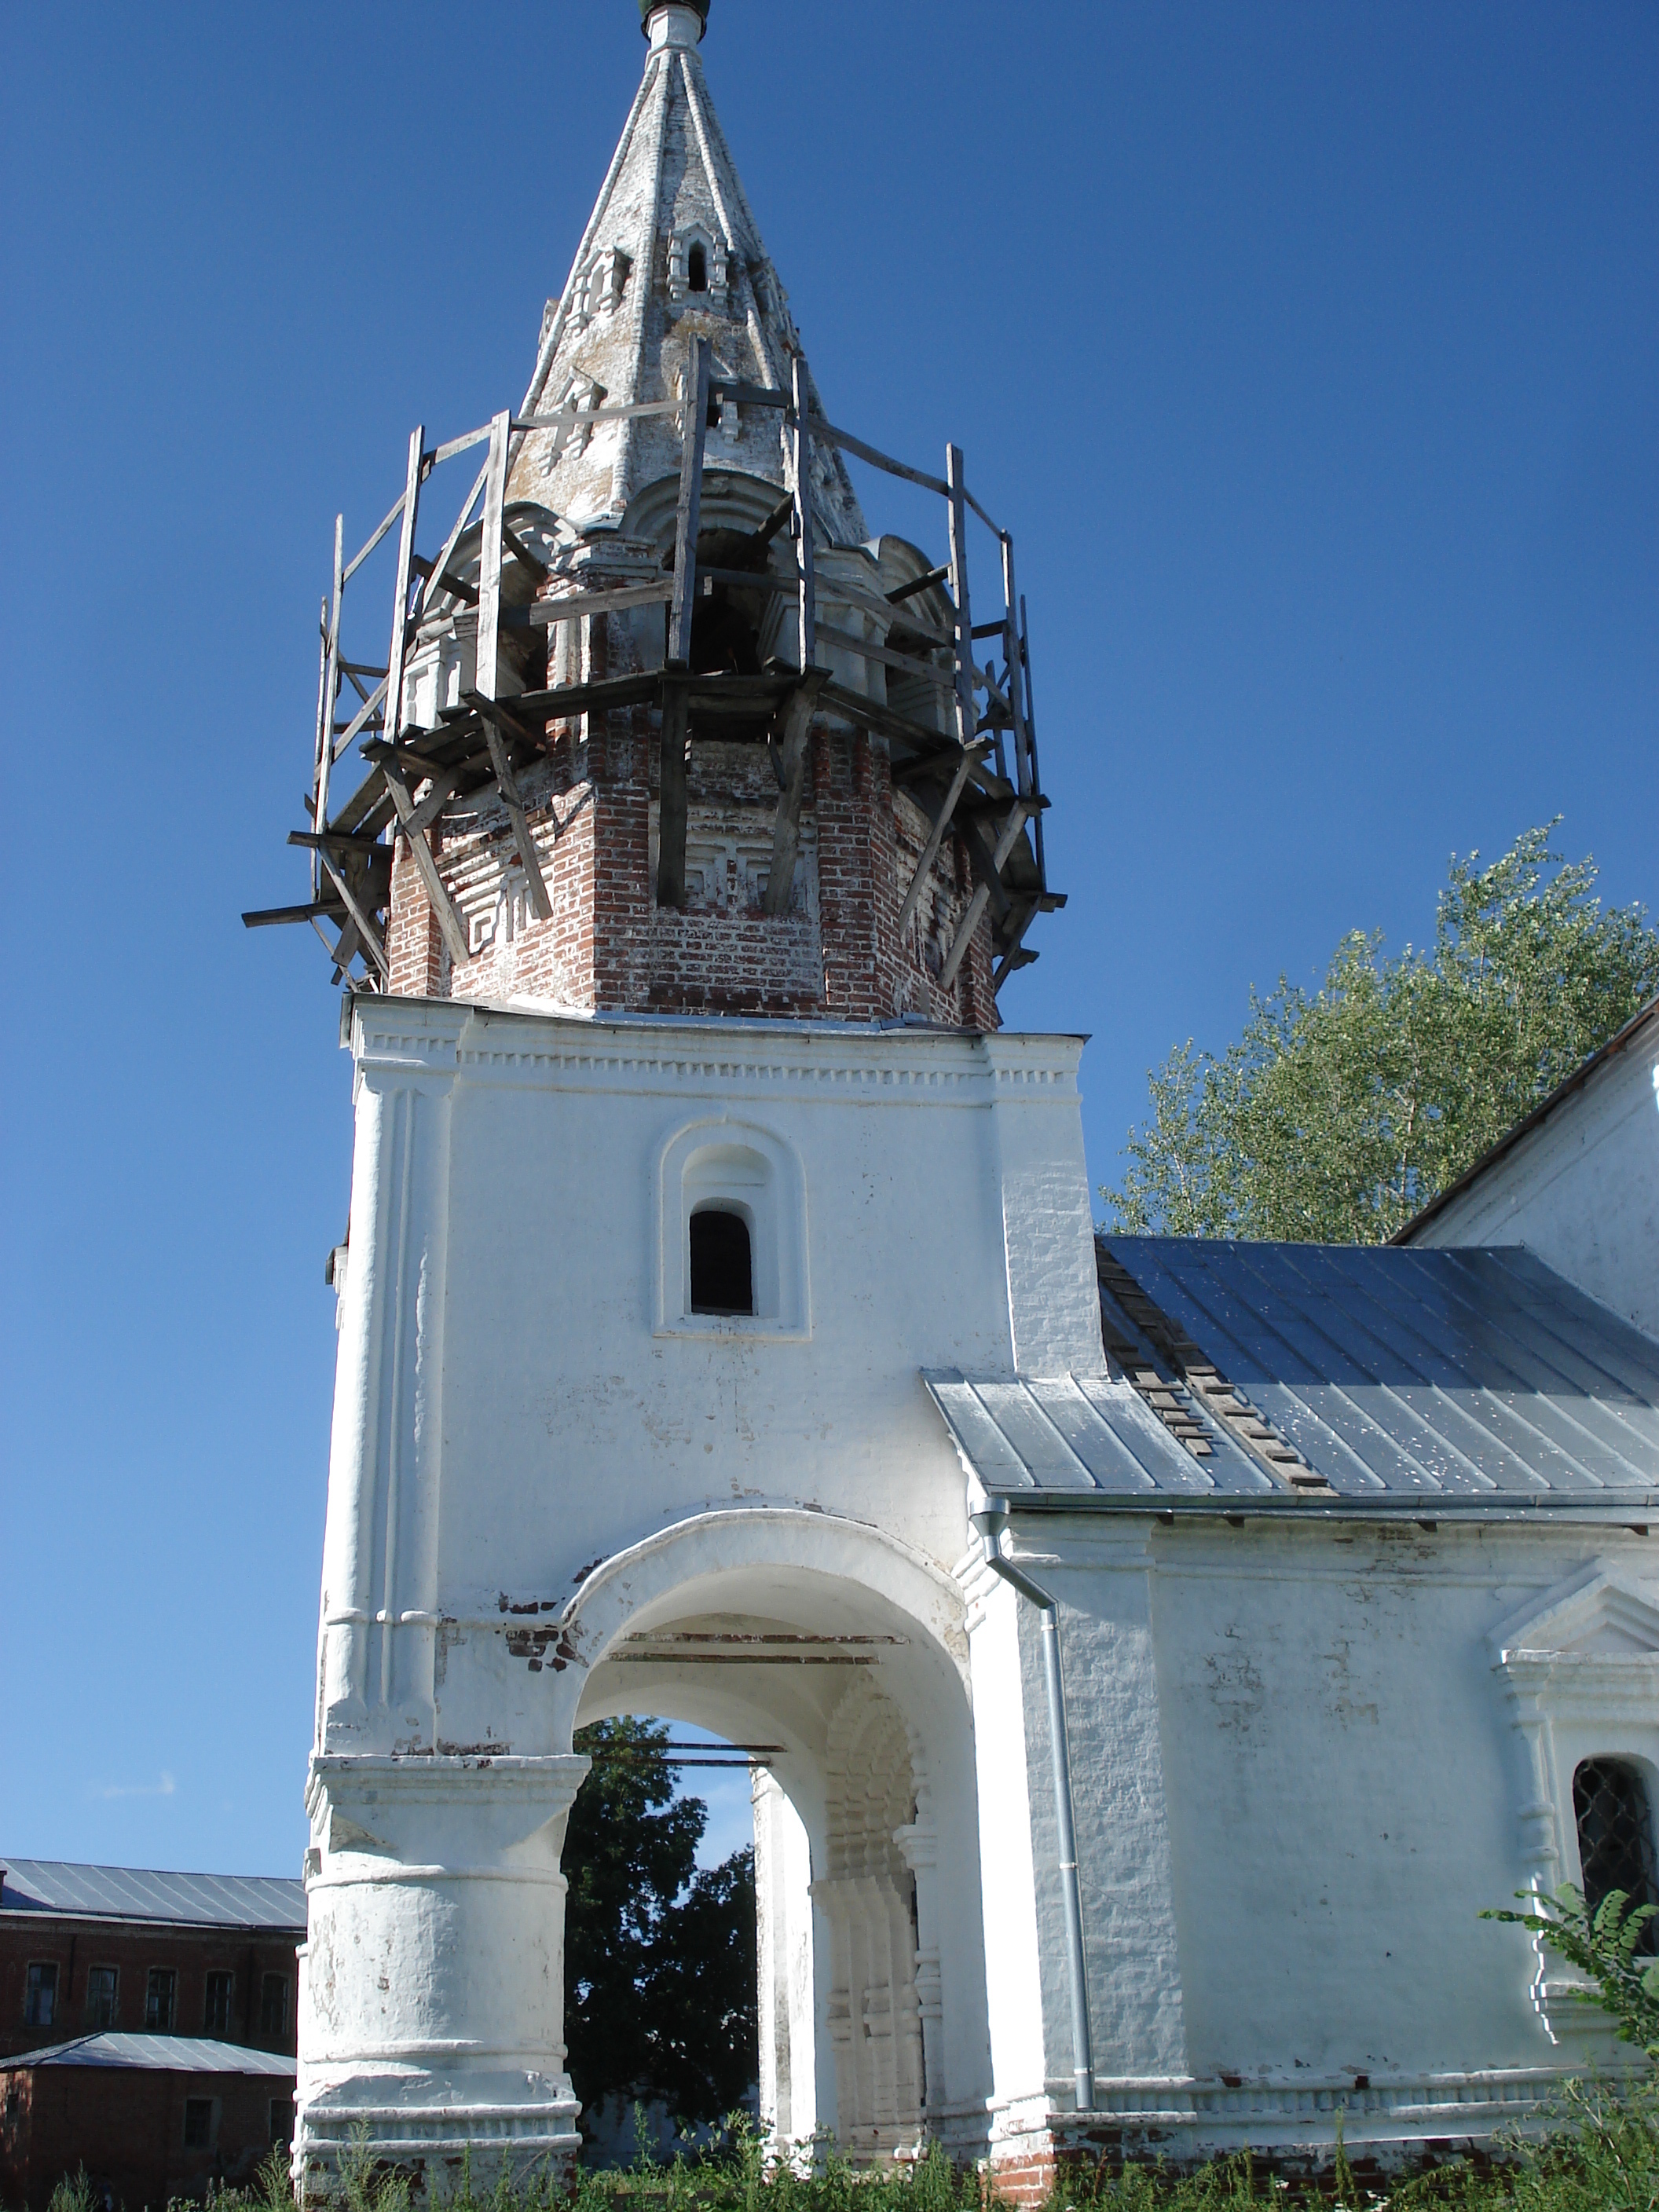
[145,1967,177,2031]
[260,1973,288,2036]
[690,1207,753,1314]
[269,2096,295,2146]
[23,1964,57,2028]
[84,1966,118,2030]
[182,2097,214,2150]
[1573,1757,1659,1953]
[203,1971,234,2034]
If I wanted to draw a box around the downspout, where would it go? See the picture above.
[970,1497,1095,2113]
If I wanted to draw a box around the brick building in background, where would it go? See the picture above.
[0,1862,304,2063]
[1,2034,296,2212]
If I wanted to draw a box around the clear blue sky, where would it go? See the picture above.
[2,2,1654,1880]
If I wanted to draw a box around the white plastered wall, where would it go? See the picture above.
[1407,1017,1659,1339]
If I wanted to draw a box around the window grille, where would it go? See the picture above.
[84,1967,118,2030]
[260,1973,289,2036]
[145,1967,177,2031]
[1573,1757,1659,1954]
[204,1971,235,2034]
[23,1964,57,2028]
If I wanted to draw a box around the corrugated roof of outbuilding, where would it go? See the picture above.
[926,1240,1659,1514]
[1,2034,295,2076]
[0,1860,305,1931]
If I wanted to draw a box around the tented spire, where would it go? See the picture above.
[508,9,866,544]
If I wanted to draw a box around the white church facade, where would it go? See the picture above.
[254,4,1659,2195]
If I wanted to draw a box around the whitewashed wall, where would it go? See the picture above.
[1408,1016,1659,1339]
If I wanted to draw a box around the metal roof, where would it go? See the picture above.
[0,1860,306,1931]
[2,2034,295,2076]
[926,1241,1659,1514]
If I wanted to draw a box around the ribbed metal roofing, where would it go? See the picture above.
[2,2034,295,2076]
[0,1860,305,1931]
[926,1241,1659,1513]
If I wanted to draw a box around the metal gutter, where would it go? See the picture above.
[983,1491,1654,1526]
[969,1504,1094,2113]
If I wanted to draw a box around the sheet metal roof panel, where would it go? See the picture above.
[923,1375,1274,1500]
[3,2034,295,2076]
[0,1861,306,1931]
[1101,1239,1659,1502]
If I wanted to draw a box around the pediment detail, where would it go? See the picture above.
[1489,1562,1659,1662]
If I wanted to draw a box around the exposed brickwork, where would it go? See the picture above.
[0,1919,299,2064]
[386,672,1002,1028]
[1,2056,294,2211]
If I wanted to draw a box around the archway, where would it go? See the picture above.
[552,1511,987,2161]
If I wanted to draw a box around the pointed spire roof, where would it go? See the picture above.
[507,2,866,544]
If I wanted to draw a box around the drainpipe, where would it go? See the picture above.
[970,1497,1095,2114]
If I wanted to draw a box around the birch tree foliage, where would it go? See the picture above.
[1102,826,1659,1245]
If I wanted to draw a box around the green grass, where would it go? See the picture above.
[33,2079,1659,2212]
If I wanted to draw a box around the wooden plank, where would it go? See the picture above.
[708,378,789,411]
[963,484,1003,537]
[821,573,953,651]
[383,426,425,756]
[527,577,676,626]
[502,521,551,582]
[512,396,680,433]
[313,518,346,893]
[888,563,951,606]
[792,353,815,672]
[381,756,472,969]
[410,553,478,607]
[656,676,690,910]
[893,742,985,942]
[430,423,493,467]
[810,416,950,499]
[412,456,489,628]
[939,800,1031,989]
[668,339,712,662]
[287,830,385,855]
[315,845,390,977]
[463,690,554,920]
[1020,593,1046,884]
[762,670,828,917]
[332,673,390,761]
[243,900,346,928]
[814,619,954,692]
[946,445,976,755]
[817,678,958,762]
[343,490,406,584]
[1000,534,1032,799]
[474,409,511,710]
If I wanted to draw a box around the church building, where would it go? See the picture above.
[247,3,1659,2195]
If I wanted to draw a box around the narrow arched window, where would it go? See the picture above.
[1573,1758,1659,1950]
[687,242,708,293]
[690,1207,752,1315]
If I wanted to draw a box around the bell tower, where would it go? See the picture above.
[249,3,1103,2193]
[248,0,1059,1027]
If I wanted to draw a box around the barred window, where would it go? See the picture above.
[1573,1757,1659,1954]
[84,1966,118,2030]
[23,1964,57,2028]
[145,1967,177,2031]
[203,1971,235,2034]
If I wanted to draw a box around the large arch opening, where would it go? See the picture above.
[556,1518,987,2163]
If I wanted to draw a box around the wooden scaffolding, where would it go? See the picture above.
[244,339,1062,1000]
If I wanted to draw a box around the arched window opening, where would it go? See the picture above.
[688,243,709,293]
[1573,1758,1659,1952]
[690,1207,753,1316]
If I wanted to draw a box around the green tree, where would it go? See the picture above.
[563,1718,757,2132]
[1102,824,1659,1243]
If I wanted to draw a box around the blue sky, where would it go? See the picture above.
[2,1,1654,1880]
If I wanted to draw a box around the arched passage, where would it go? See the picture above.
[552,1511,987,2159]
